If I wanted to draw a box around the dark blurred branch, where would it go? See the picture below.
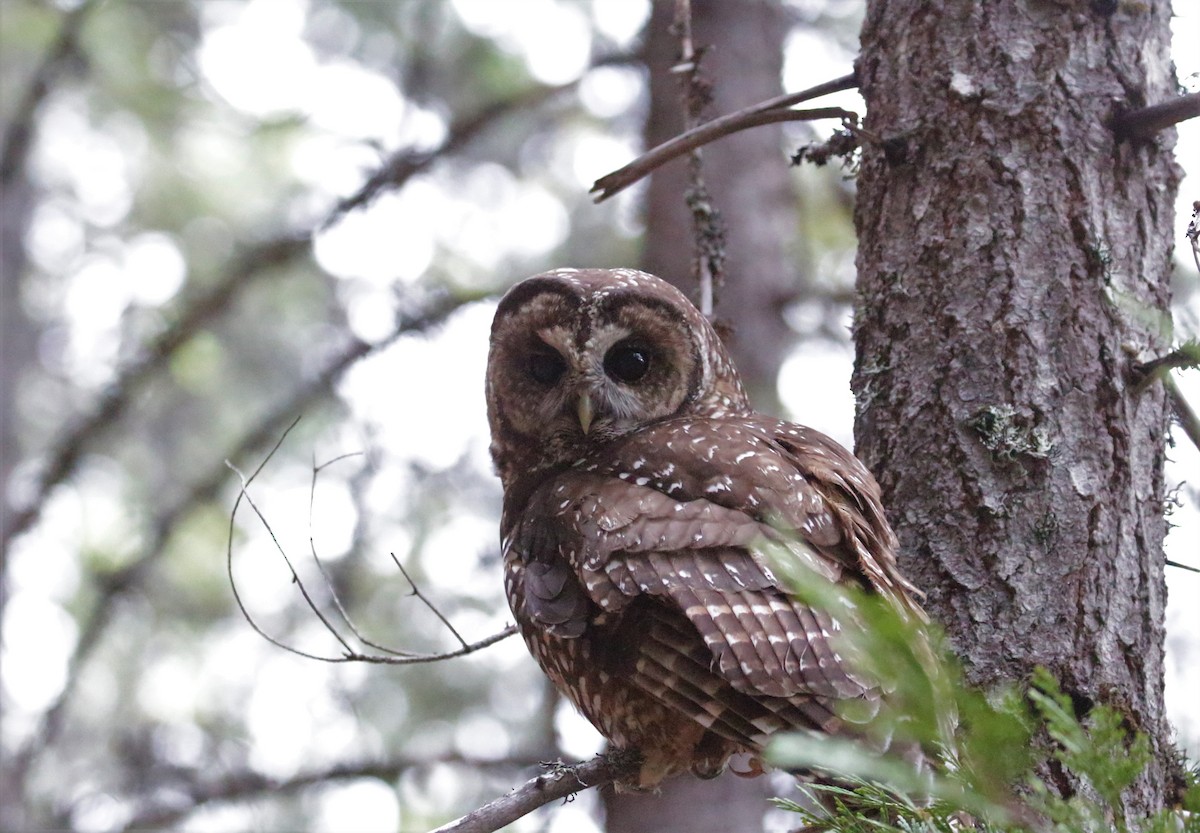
[591,72,857,202]
[5,288,481,805]
[327,53,637,224]
[117,754,549,832]
[4,55,634,554]
[431,752,643,833]
[327,87,562,223]
[0,0,100,185]
[1167,376,1200,458]
[1,234,310,552]
[1112,92,1200,140]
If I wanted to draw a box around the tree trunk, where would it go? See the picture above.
[640,0,799,409]
[604,1,797,830]
[853,0,1183,816]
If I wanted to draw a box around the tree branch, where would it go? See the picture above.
[4,288,481,804]
[4,49,623,551]
[591,72,857,202]
[226,419,517,665]
[327,52,637,224]
[1166,376,1200,460]
[0,0,100,185]
[117,754,550,832]
[1,233,310,552]
[430,752,643,833]
[1112,92,1200,140]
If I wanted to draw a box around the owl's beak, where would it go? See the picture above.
[576,392,594,434]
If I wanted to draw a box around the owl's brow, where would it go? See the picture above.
[592,290,690,327]
[495,279,583,321]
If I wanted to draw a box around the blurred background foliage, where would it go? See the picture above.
[1,1,1197,831]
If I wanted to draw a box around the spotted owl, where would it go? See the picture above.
[485,268,922,788]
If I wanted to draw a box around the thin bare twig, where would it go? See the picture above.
[305,452,433,658]
[430,752,644,833]
[392,554,469,648]
[1112,92,1200,140]
[591,72,857,203]
[226,423,517,665]
[228,439,361,659]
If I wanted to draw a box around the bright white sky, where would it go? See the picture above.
[4,1,1200,831]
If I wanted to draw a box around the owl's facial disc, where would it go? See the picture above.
[487,271,733,474]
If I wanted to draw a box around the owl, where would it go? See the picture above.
[486,268,922,788]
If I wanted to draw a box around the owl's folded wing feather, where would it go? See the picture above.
[511,473,872,706]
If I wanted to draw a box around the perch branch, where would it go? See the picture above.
[1112,92,1200,139]
[591,72,857,202]
[430,752,643,833]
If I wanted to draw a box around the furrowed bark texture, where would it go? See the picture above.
[853,0,1182,814]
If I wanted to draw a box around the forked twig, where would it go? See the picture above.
[226,419,517,665]
[305,451,435,658]
[392,555,469,648]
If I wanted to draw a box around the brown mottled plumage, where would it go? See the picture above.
[486,268,922,788]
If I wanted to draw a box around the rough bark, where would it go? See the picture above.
[853,0,1183,816]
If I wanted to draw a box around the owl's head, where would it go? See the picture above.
[486,268,749,488]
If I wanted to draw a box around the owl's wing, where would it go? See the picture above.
[508,417,914,711]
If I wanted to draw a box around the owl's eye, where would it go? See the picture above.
[527,348,566,386]
[604,341,652,384]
